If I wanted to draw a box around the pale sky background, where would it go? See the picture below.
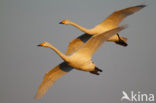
[0,0,156,103]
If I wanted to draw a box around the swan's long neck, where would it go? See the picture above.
[47,44,69,62]
[70,22,93,35]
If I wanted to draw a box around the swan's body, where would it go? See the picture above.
[60,4,146,46]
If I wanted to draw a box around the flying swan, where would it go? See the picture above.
[35,25,127,99]
[59,4,146,46]
[35,24,98,100]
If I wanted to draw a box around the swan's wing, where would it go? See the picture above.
[75,25,127,59]
[65,33,92,55]
[35,62,73,99]
[94,5,146,29]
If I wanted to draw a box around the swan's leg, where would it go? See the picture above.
[115,33,128,47]
[89,66,102,75]
[95,66,103,72]
[90,71,100,75]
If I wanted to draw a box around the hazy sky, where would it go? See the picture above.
[0,0,156,103]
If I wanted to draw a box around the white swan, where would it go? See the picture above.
[35,25,127,99]
[35,33,97,100]
[59,4,146,46]
[35,29,101,100]
[35,33,93,100]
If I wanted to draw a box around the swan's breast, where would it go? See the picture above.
[68,54,94,71]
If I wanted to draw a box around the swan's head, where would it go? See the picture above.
[59,19,71,25]
[37,41,52,48]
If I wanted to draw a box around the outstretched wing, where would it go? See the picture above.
[74,25,127,59]
[65,33,92,55]
[94,5,146,29]
[35,62,73,99]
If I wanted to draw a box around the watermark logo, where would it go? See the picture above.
[121,91,155,102]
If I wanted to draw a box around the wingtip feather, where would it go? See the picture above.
[137,4,146,8]
[119,24,128,30]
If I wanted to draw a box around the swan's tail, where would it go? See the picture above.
[115,35,128,47]
[90,66,102,75]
